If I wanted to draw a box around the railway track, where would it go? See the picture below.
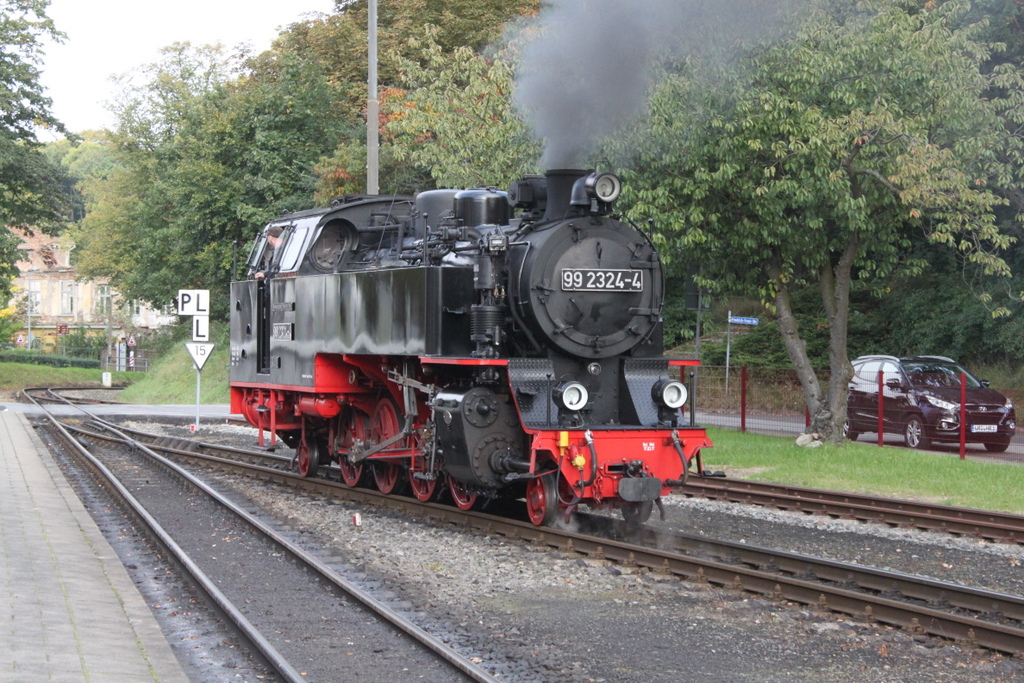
[24,388,498,683]
[39,411,1024,658]
[680,476,1024,544]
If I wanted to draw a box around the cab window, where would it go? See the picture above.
[278,226,310,272]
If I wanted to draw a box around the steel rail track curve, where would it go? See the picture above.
[22,390,308,683]
[24,388,501,683]
[62,410,1024,658]
[680,477,1024,544]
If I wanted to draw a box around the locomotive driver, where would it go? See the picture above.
[254,225,284,279]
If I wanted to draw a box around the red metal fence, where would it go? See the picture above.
[687,365,1018,459]
[685,365,814,438]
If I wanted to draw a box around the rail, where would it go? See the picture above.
[23,388,499,683]
[54,406,1024,658]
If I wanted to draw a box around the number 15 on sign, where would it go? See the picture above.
[184,342,215,371]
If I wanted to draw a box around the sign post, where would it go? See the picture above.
[725,312,759,394]
[178,290,213,432]
[184,342,215,431]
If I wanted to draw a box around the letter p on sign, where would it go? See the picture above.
[178,289,210,316]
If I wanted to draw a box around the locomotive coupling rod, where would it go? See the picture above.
[349,413,416,463]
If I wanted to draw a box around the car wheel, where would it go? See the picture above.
[903,416,931,450]
[844,420,860,441]
[984,435,1012,453]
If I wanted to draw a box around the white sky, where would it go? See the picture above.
[39,0,338,135]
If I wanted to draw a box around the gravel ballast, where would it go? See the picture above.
[126,420,1024,681]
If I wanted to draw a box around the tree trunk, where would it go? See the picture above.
[768,229,860,444]
[815,233,860,443]
[768,266,823,432]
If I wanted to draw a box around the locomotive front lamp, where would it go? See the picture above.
[586,172,622,203]
[653,379,688,409]
[556,382,590,411]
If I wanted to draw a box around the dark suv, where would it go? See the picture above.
[846,355,1016,452]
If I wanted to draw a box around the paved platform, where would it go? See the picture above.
[0,410,188,682]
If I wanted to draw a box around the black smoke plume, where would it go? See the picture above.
[513,0,799,169]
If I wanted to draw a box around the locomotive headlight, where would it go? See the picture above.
[586,172,622,203]
[653,379,688,409]
[556,382,590,411]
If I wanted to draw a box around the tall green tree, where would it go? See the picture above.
[69,43,235,310]
[381,26,540,190]
[280,0,538,115]
[73,42,351,315]
[0,0,71,302]
[624,0,1024,441]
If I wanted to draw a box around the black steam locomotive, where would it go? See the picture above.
[229,169,711,525]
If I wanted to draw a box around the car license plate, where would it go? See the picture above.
[971,424,998,433]
[561,268,643,292]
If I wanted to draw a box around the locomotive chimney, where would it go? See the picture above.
[543,169,589,222]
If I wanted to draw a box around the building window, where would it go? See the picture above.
[60,280,75,316]
[26,280,41,316]
[95,284,112,316]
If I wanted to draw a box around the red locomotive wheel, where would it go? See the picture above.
[296,439,320,478]
[408,468,438,501]
[447,475,477,510]
[526,473,559,526]
[338,410,369,487]
[339,459,364,487]
[370,399,406,495]
[373,462,403,494]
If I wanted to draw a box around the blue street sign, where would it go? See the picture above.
[729,316,759,326]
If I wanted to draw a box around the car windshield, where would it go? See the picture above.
[902,360,981,389]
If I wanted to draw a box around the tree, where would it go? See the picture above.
[624,0,1024,442]
[0,0,71,301]
[381,26,540,190]
[279,0,538,115]
[72,42,352,316]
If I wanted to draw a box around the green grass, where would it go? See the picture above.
[702,427,1024,514]
[118,342,230,404]
[0,361,139,396]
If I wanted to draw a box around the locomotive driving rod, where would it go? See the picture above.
[348,413,416,463]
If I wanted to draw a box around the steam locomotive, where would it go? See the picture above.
[229,169,711,525]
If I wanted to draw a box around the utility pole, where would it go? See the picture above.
[366,0,379,195]
[25,291,33,349]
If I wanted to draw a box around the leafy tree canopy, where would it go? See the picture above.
[381,26,540,190]
[0,0,71,302]
[70,42,352,316]
[622,0,1024,440]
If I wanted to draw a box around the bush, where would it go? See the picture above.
[0,350,101,369]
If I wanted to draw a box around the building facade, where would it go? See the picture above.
[6,228,173,353]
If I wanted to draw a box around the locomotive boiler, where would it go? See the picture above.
[229,168,711,525]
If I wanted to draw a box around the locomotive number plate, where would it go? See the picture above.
[272,323,294,341]
[561,268,643,292]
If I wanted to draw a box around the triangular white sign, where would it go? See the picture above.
[183,342,216,371]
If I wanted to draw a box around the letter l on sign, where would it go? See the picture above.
[192,315,210,341]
